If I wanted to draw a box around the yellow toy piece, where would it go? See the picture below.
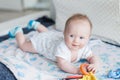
[79,72,97,80]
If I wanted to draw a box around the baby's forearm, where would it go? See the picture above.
[57,61,79,74]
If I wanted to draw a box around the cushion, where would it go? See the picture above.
[52,0,120,45]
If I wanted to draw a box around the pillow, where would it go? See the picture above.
[52,0,120,45]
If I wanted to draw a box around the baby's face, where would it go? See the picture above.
[64,20,91,51]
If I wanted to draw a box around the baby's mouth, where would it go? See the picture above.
[72,44,79,47]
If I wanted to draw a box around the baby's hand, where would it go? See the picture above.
[87,64,97,73]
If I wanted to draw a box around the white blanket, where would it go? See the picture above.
[0,31,120,80]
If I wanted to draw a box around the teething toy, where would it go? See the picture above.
[66,63,97,80]
[80,63,89,75]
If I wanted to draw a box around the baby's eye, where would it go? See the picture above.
[70,35,73,37]
[80,37,84,39]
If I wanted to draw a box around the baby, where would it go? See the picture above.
[9,13,98,74]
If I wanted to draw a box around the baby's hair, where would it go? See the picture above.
[64,13,92,32]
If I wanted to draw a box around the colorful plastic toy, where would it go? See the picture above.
[80,63,89,75]
[65,63,97,80]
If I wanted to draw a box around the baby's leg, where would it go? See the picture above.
[9,27,37,53]
[27,20,48,33]
[36,23,48,32]
[16,32,37,53]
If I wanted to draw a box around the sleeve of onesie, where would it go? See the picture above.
[55,42,70,62]
[81,46,92,59]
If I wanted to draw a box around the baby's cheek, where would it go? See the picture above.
[79,43,85,48]
[82,41,88,46]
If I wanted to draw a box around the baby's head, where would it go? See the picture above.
[64,13,92,51]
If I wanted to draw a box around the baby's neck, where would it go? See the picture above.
[70,50,79,62]
[70,50,79,54]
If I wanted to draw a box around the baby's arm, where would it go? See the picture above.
[56,57,80,74]
[87,54,99,73]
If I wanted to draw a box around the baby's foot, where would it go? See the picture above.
[8,26,23,38]
[27,20,40,30]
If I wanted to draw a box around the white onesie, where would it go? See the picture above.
[30,30,64,61]
[30,30,92,62]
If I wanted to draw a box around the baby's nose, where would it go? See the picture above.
[73,37,79,43]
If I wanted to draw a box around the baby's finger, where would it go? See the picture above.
[91,68,96,73]
[87,66,93,72]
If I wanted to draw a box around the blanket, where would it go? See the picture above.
[0,31,120,80]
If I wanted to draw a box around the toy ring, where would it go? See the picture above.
[80,63,89,75]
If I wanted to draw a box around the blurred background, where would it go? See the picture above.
[0,0,51,23]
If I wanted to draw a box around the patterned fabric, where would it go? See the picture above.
[0,62,16,80]
[0,31,120,80]
[52,0,120,45]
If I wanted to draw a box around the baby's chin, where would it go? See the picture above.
[70,46,80,51]
[70,45,84,50]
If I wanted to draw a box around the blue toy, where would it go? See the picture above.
[108,68,120,79]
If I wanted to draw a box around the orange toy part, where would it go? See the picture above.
[67,75,83,79]
[80,63,89,75]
